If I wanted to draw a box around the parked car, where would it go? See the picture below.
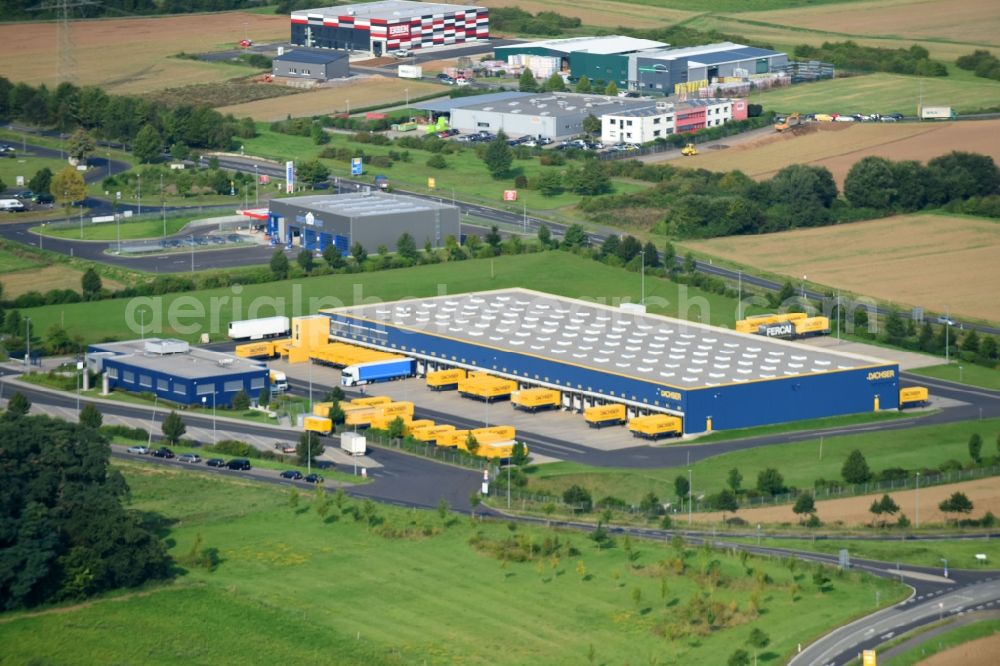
[227,458,252,470]
[178,453,201,463]
[393,49,412,58]
[126,445,150,454]
[33,193,55,205]
[303,473,324,484]
[14,190,34,200]
[151,447,175,459]
[280,470,303,480]
[206,458,227,467]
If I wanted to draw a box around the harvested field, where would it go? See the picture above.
[737,0,1000,48]
[217,76,443,121]
[749,71,1000,116]
[668,120,1000,186]
[143,78,303,109]
[699,477,1000,526]
[480,0,697,30]
[0,12,288,94]
[2,264,123,298]
[920,633,1000,666]
[685,214,1000,323]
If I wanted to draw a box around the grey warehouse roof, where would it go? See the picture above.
[642,42,784,62]
[294,1,483,20]
[274,49,348,64]
[414,91,534,113]
[436,92,658,118]
[274,192,457,217]
[331,288,890,389]
[497,35,667,55]
[89,339,266,380]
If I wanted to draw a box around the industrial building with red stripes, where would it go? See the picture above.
[290,1,488,58]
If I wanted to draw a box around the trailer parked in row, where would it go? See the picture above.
[584,404,626,428]
[426,368,466,391]
[228,316,290,341]
[340,357,415,386]
[628,414,683,440]
[511,388,561,412]
[757,316,830,340]
[899,386,929,408]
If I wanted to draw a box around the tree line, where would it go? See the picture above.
[0,78,246,157]
[793,41,947,77]
[956,49,1000,82]
[580,151,1000,239]
[0,399,170,610]
[489,7,581,36]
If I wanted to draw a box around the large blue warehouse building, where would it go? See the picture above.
[87,339,269,407]
[323,288,900,434]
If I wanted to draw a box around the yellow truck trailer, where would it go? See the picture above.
[511,388,561,412]
[312,401,333,417]
[584,404,627,428]
[735,312,807,334]
[411,424,457,443]
[476,440,527,460]
[458,375,517,402]
[426,368,467,391]
[235,340,281,359]
[793,316,830,337]
[405,419,435,435]
[755,316,831,339]
[899,386,929,408]
[304,415,333,436]
[472,426,516,442]
[436,429,471,448]
[344,401,414,428]
[628,414,683,440]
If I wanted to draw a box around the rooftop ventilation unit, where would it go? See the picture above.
[144,338,189,355]
[218,358,234,367]
[482,106,493,111]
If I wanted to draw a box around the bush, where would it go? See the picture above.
[99,424,150,442]
[426,154,447,169]
[563,484,593,513]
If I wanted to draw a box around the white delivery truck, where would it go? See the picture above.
[0,199,26,212]
[341,431,366,455]
[269,369,288,393]
[227,316,290,340]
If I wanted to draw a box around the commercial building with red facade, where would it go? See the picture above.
[290,1,488,58]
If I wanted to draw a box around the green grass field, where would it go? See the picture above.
[13,251,747,344]
[517,417,1000,506]
[34,213,208,241]
[0,246,44,273]
[0,155,68,190]
[242,126,647,214]
[0,462,906,665]
[751,70,1000,115]
[885,618,1000,665]
[693,410,912,444]
[911,364,1000,391]
[726,536,999,570]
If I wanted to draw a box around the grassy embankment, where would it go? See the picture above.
[513,417,1000,507]
[883,618,1000,665]
[34,213,214,241]
[725,536,999,570]
[0,463,907,665]
[13,251,754,344]
[913,364,1000,392]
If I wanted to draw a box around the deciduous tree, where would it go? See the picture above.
[161,410,185,444]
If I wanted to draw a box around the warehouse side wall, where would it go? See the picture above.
[684,364,899,433]
[101,359,269,407]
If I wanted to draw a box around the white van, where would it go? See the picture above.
[0,199,26,212]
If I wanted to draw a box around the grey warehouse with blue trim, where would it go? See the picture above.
[322,288,900,434]
[86,339,269,407]
[267,192,460,255]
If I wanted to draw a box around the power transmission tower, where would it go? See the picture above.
[30,0,99,83]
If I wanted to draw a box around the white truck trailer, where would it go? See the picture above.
[227,316,290,340]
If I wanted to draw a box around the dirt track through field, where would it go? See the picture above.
[698,477,1000,526]
[685,213,1000,323]
[668,121,1000,186]
[0,12,288,94]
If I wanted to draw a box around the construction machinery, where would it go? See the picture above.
[774,112,800,132]
[681,143,698,156]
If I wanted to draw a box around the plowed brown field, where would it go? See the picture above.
[480,0,696,30]
[699,477,1000,526]
[685,213,1000,323]
[0,12,288,94]
[920,633,1000,666]
[672,120,1000,186]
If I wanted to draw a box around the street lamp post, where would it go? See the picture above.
[915,471,920,528]
[639,249,645,306]
[161,173,165,237]
[140,309,145,341]
[201,394,217,444]
[24,317,31,366]
[190,234,195,272]
[76,359,83,415]
[507,462,511,510]
[688,468,693,525]
[941,558,948,578]
[254,164,259,206]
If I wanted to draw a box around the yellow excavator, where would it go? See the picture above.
[774,112,800,132]
[681,143,698,156]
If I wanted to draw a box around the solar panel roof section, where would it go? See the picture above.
[331,288,889,390]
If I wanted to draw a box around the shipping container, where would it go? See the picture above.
[899,386,929,408]
[628,414,683,439]
[584,403,626,428]
[427,368,467,391]
[511,388,561,412]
